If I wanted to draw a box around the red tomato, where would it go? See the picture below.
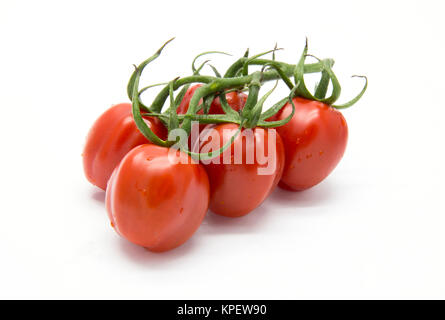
[176,84,247,115]
[199,124,285,217]
[269,97,348,191]
[106,144,210,252]
[83,103,167,190]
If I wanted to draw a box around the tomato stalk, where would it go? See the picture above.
[128,38,368,158]
[146,59,329,114]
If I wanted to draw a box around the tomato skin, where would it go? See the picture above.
[269,97,348,191]
[199,124,285,217]
[106,144,210,252]
[176,84,247,115]
[83,103,167,190]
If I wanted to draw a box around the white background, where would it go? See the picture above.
[1,0,444,299]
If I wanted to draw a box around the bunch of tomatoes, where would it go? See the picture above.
[83,39,367,252]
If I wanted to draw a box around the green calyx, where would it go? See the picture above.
[127,38,368,159]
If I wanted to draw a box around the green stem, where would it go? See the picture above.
[224,58,331,78]
[129,40,367,149]
[150,59,327,113]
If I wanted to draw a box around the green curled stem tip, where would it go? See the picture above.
[293,40,343,105]
[306,54,341,105]
[137,82,170,112]
[332,75,368,109]
[139,82,169,95]
[272,43,278,61]
[127,37,175,102]
[195,60,211,74]
[241,47,283,76]
[208,64,222,78]
[192,51,232,74]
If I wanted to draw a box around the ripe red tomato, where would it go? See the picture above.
[199,124,285,217]
[83,103,167,190]
[176,84,247,115]
[106,144,210,252]
[269,97,348,191]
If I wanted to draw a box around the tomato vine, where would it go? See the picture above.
[127,38,368,158]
